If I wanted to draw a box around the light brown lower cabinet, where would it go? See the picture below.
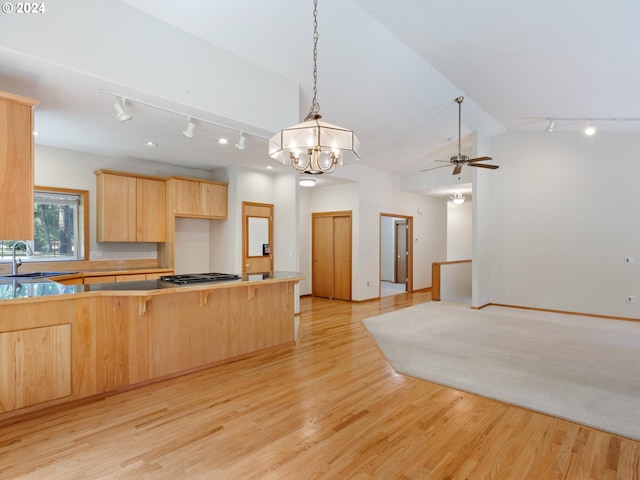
[0,325,71,412]
[0,298,73,414]
[0,277,299,421]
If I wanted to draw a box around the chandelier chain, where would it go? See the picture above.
[306,0,321,121]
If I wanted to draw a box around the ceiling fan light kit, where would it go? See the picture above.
[421,96,499,175]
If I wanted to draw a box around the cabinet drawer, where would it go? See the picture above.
[83,275,117,284]
[115,274,147,282]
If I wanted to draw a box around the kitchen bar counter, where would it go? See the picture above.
[0,271,303,423]
[0,271,302,301]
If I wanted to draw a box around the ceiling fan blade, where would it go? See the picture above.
[467,156,493,163]
[420,164,451,173]
[452,164,463,175]
[469,163,499,170]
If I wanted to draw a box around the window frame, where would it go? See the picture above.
[33,185,90,262]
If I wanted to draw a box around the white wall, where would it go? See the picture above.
[440,261,472,304]
[299,163,447,300]
[175,218,211,274]
[487,131,640,319]
[447,200,472,260]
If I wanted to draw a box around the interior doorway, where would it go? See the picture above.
[380,213,413,297]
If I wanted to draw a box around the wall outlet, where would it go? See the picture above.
[626,296,637,304]
[625,256,635,264]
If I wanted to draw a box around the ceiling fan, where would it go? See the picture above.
[421,96,499,175]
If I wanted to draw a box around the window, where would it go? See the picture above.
[0,187,88,262]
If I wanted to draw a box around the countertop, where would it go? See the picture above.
[0,271,304,301]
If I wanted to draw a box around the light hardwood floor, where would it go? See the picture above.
[1,292,639,479]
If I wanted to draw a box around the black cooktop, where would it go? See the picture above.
[160,273,241,285]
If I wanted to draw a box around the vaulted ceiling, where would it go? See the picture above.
[1,0,638,181]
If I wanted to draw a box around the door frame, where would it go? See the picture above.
[380,213,413,295]
[242,201,274,274]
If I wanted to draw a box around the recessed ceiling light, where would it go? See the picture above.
[266,165,274,170]
[299,178,317,187]
[144,141,157,147]
[584,123,596,136]
[217,137,229,145]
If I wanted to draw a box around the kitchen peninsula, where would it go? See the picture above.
[0,271,302,424]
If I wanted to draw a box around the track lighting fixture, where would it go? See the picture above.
[545,120,555,133]
[100,89,268,152]
[235,132,247,151]
[539,116,640,135]
[113,98,132,122]
[182,117,195,139]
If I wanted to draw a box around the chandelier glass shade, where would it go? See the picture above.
[269,114,360,175]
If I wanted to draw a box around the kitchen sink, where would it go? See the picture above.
[0,271,77,279]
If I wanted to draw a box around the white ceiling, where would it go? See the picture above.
[1,0,638,185]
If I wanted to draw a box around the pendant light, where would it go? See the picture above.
[269,0,360,174]
[451,193,465,205]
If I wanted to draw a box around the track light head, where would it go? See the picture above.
[113,98,132,122]
[235,132,247,151]
[182,117,195,139]
[545,120,555,133]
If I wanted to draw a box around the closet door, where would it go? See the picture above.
[332,215,352,300]
[312,211,352,301]
[312,215,334,298]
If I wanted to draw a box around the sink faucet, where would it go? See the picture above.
[12,241,33,275]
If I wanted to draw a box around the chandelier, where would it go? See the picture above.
[269,0,360,175]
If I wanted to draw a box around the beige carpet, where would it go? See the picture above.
[363,301,640,440]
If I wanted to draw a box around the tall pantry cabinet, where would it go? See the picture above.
[0,91,38,240]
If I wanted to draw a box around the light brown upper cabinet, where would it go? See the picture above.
[167,176,228,219]
[95,170,166,242]
[0,91,38,240]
